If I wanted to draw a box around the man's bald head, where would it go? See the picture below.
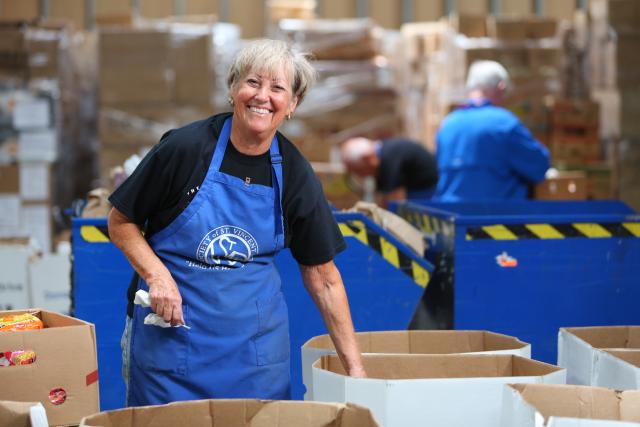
[341,137,380,177]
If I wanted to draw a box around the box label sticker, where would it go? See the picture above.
[48,388,67,405]
[496,251,518,267]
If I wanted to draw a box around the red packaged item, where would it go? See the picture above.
[0,350,36,366]
[0,313,44,332]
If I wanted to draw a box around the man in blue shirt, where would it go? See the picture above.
[435,60,550,201]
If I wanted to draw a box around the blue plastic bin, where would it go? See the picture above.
[391,200,640,364]
[71,212,432,408]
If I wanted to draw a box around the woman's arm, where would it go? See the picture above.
[107,207,184,326]
[299,260,366,377]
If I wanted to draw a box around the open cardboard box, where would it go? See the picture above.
[302,330,530,399]
[501,383,640,426]
[0,309,99,426]
[80,399,380,427]
[312,353,565,427]
[592,349,640,390]
[558,326,640,386]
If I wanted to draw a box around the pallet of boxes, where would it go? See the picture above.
[587,0,640,209]
[0,21,88,314]
[97,15,237,190]
[397,15,562,154]
[275,17,400,209]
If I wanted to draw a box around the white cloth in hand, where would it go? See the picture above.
[134,289,190,329]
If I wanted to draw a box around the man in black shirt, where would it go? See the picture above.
[341,137,438,207]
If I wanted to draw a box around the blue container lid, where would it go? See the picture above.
[397,200,639,225]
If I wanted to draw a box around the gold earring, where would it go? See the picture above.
[287,113,291,120]
[228,97,234,106]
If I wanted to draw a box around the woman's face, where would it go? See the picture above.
[231,64,298,138]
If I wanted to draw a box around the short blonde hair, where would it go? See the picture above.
[226,39,317,104]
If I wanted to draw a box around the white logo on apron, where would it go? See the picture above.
[196,225,259,268]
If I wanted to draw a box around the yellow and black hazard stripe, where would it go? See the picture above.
[80,225,111,242]
[395,208,454,238]
[466,222,640,240]
[338,220,431,288]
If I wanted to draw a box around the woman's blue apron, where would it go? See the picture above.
[127,117,290,406]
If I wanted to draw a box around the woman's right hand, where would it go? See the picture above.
[108,207,186,327]
[147,274,185,327]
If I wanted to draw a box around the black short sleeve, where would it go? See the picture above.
[376,138,438,194]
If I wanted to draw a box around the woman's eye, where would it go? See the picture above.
[247,79,259,86]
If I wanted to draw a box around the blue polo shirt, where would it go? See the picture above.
[434,100,550,201]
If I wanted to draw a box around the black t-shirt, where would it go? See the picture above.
[376,138,439,194]
[109,112,346,315]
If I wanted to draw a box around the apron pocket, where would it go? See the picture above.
[254,292,290,366]
[132,305,190,375]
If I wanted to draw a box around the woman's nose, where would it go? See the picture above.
[254,85,269,100]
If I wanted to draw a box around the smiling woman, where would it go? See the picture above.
[227,39,316,154]
[106,38,366,408]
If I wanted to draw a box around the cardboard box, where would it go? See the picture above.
[526,17,558,39]
[534,172,588,200]
[0,164,19,193]
[0,309,99,426]
[12,97,51,130]
[302,330,531,400]
[0,400,45,427]
[29,252,71,315]
[312,353,566,427]
[22,203,52,253]
[0,194,21,231]
[592,349,640,390]
[448,13,487,38]
[19,162,51,201]
[0,244,33,310]
[501,383,640,426]
[486,17,527,41]
[18,130,57,162]
[80,399,380,427]
[558,326,640,386]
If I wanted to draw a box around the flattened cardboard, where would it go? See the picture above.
[80,399,380,427]
[301,330,530,399]
[558,326,640,386]
[501,383,640,426]
[0,309,99,426]
[312,353,565,427]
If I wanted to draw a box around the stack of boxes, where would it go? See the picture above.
[276,18,398,208]
[97,17,239,187]
[0,22,68,253]
[588,0,640,209]
[398,15,562,153]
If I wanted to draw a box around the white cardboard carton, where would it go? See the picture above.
[501,383,640,427]
[558,327,640,386]
[29,251,71,315]
[12,98,50,130]
[593,349,640,390]
[302,330,531,400]
[18,130,58,162]
[19,162,51,201]
[312,353,566,427]
[0,244,34,310]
